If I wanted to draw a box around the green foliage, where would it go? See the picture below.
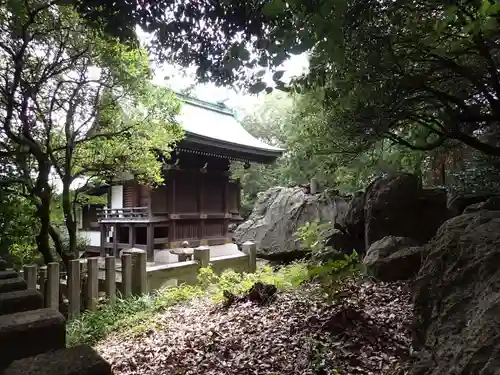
[232,90,430,202]
[451,151,500,195]
[0,186,39,268]
[295,219,361,287]
[0,1,184,258]
[295,220,332,253]
[67,294,156,346]
[67,262,310,346]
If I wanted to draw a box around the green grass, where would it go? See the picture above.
[66,262,310,347]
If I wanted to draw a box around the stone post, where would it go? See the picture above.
[46,262,59,310]
[67,259,81,319]
[86,257,99,312]
[242,241,257,273]
[194,246,210,268]
[39,266,47,307]
[310,177,318,195]
[121,253,132,298]
[127,249,147,295]
[105,256,116,304]
[23,265,37,290]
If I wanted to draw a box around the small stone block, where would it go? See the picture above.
[0,277,26,293]
[0,259,8,271]
[0,270,19,280]
[0,308,66,370]
[4,345,112,375]
[0,289,44,315]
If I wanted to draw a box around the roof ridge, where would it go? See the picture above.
[174,91,234,117]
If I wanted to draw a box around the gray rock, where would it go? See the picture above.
[0,308,66,370]
[324,229,356,255]
[364,173,449,248]
[0,289,44,315]
[0,270,18,280]
[411,210,500,375]
[344,191,365,253]
[233,186,349,257]
[363,236,421,281]
[447,192,500,216]
[4,345,112,375]
[463,196,500,213]
[0,277,26,294]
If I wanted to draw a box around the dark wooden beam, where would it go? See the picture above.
[113,224,118,257]
[100,223,106,257]
[128,224,135,248]
[146,223,154,262]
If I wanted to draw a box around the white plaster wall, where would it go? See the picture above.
[111,185,123,209]
[79,230,101,247]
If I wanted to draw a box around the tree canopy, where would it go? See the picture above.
[0,0,183,262]
[75,0,500,157]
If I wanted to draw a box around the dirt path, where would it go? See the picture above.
[97,279,412,375]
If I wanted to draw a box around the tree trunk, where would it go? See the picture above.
[49,225,70,271]
[36,186,53,265]
[62,179,78,259]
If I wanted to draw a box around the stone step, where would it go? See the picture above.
[0,289,44,316]
[0,259,8,271]
[0,270,19,280]
[4,345,112,375]
[0,308,66,370]
[0,277,27,294]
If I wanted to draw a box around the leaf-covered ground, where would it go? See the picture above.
[97,278,412,375]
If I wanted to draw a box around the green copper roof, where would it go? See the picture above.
[175,92,284,163]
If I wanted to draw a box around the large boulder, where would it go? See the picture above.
[233,187,349,258]
[463,196,500,214]
[447,192,500,217]
[364,173,449,249]
[363,236,422,282]
[411,210,500,375]
[344,191,365,253]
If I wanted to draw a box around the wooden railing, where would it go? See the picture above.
[20,251,147,319]
[97,207,149,220]
[18,242,257,319]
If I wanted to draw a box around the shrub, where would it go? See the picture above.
[295,220,332,253]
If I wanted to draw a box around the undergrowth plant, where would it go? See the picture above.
[68,220,362,348]
[67,262,310,346]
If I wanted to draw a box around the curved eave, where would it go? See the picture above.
[179,134,284,164]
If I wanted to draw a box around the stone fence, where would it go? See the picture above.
[17,242,257,319]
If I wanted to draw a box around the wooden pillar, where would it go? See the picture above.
[236,178,241,213]
[113,224,118,257]
[168,172,176,247]
[128,224,135,248]
[223,176,229,214]
[100,223,106,257]
[170,172,176,213]
[223,176,229,238]
[146,223,154,262]
[198,173,205,242]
